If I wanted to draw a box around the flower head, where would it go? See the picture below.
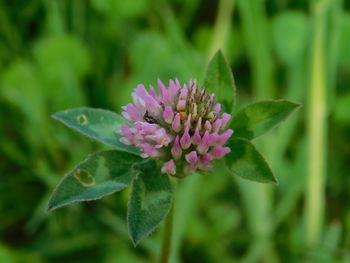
[117,79,233,177]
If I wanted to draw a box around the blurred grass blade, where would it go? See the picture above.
[52,107,140,155]
[209,0,235,57]
[230,100,301,140]
[305,0,330,247]
[48,150,141,210]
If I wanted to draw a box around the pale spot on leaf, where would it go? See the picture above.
[77,114,88,125]
[73,168,95,186]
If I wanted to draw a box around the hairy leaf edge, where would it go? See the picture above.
[52,107,140,155]
[48,150,140,211]
[204,49,237,118]
[227,137,279,184]
[126,174,173,247]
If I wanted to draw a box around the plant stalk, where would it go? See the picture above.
[305,0,328,247]
[159,199,175,263]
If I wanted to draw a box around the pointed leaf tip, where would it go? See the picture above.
[127,161,173,245]
[230,100,302,140]
[204,50,236,115]
[225,138,278,184]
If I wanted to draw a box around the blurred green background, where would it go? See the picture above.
[1,0,350,262]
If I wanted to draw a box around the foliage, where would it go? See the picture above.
[1,0,349,262]
[48,50,299,246]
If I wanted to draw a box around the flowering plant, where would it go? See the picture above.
[118,78,233,177]
[48,51,300,250]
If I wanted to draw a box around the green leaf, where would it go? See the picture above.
[225,138,277,184]
[230,100,301,139]
[204,49,236,114]
[127,160,173,246]
[48,150,141,210]
[52,107,140,155]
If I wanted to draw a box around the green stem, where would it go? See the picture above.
[169,176,201,263]
[159,200,174,263]
[305,0,328,247]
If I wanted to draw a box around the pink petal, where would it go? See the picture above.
[213,103,221,113]
[139,143,163,158]
[205,120,212,132]
[161,160,176,175]
[158,79,166,96]
[185,151,199,164]
[210,146,231,159]
[119,124,133,140]
[134,84,162,116]
[221,113,232,129]
[179,86,189,100]
[197,131,210,154]
[171,135,182,159]
[195,117,202,130]
[122,104,142,122]
[192,127,201,145]
[144,128,172,146]
[149,85,160,102]
[163,106,174,124]
[172,113,181,132]
[218,129,234,145]
[177,100,187,111]
[180,127,191,149]
[185,113,192,128]
[213,119,222,132]
[158,79,171,106]
[135,122,158,133]
[170,79,181,98]
[208,132,219,146]
[198,153,213,170]
[201,153,212,165]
